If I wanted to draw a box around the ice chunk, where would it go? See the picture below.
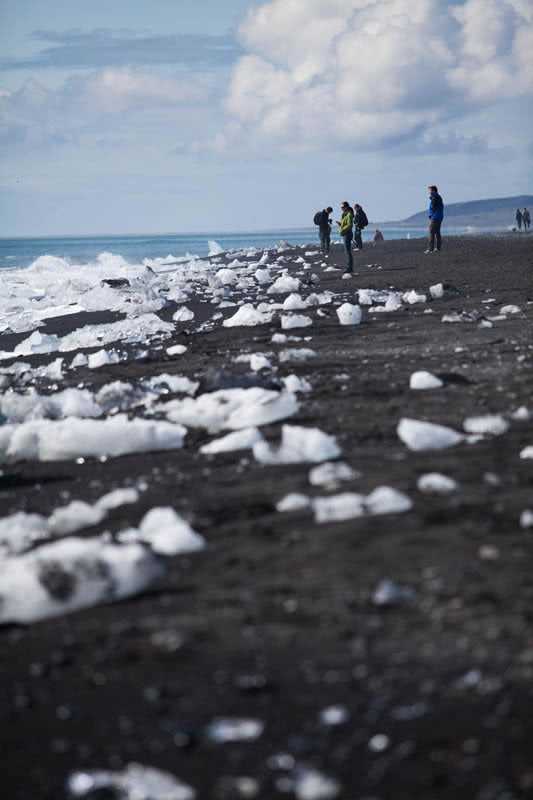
[200,427,264,454]
[206,717,264,743]
[208,240,224,256]
[254,425,340,465]
[294,767,340,800]
[267,274,301,294]
[147,374,198,396]
[336,303,362,325]
[67,763,195,800]
[283,293,308,310]
[309,461,358,487]
[319,705,348,726]
[88,348,120,369]
[250,353,272,371]
[397,418,464,451]
[403,290,426,304]
[0,538,163,624]
[254,268,271,285]
[312,493,365,522]
[463,414,509,435]
[278,348,316,362]
[173,306,195,322]
[282,375,312,394]
[276,493,311,512]
[511,406,530,421]
[409,371,443,390]
[500,304,521,314]
[520,510,533,529]
[365,486,413,515]
[281,314,313,329]
[118,507,205,556]
[429,283,444,298]
[163,387,297,433]
[0,512,49,556]
[70,352,88,368]
[520,445,533,459]
[223,304,274,327]
[48,500,106,536]
[166,343,187,356]
[373,579,414,606]
[417,473,459,494]
[0,387,101,424]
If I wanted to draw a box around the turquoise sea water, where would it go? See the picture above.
[0,227,430,271]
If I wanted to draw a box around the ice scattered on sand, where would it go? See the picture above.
[336,303,362,325]
[278,348,316,362]
[67,763,195,800]
[0,386,101,423]
[206,717,264,743]
[223,304,274,327]
[254,267,271,284]
[200,427,264,454]
[520,510,533,529]
[429,283,444,298]
[163,387,297,433]
[88,348,120,369]
[511,406,530,421]
[208,240,224,256]
[319,705,348,726]
[403,290,426,304]
[463,414,510,436]
[118,507,205,556]
[283,293,308,310]
[308,486,412,523]
[0,513,49,556]
[147,374,198,396]
[166,343,188,356]
[294,766,340,800]
[309,461,359,488]
[267,273,301,295]
[173,306,195,322]
[281,314,313,330]
[373,578,415,606]
[282,374,312,394]
[441,310,482,324]
[520,445,533,459]
[48,500,106,536]
[417,473,459,494]
[276,493,311,512]
[368,734,390,753]
[500,304,521,315]
[0,415,187,463]
[409,371,443,390]
[253,425,340,465]
[0,538,163,624]
[250,353,272,371]
[71,352,88,368]
[397,418,464,451]
[365,486,412,515]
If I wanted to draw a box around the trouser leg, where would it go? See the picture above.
[324,230,330,253]
[434,219,442,250]
[354,228,363,249]
[428,221,435,251]
[343,234,353,270]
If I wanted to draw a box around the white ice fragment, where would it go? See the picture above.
[166,344,187,356]
[368,734,390,753]
[511,406,530,421]
[308,461,358,487]
[409,371,443,390]
[365,486,413,515]
[95,488,139,511]
[283,293,308,310]
[0,538,163,624]
[417,473,459,494]
[336,303,362,325]
[250,353,272,371]
[278,348,316,363]
[119,507,205,556]
[520,446,533,459]
[206,718,264,743]
[357,289,373,306]
[312,493,365,522]
[223,304,274,327]
[267,274,301,294]
[319,705,348,726]
[208,240,224,256]
[147,374,198,396]
[70,352,88,368]
[281,314,313,330]
[520,510,533,529]
[0,512,49,556]
[46,358,64,380]
[429,283,444,298]
[282,375,312,394]
[397,418,464,451]
[373,579,414,606]
[463,414,509,435]
[254,268,271,285]
[294,767,340,800]
[253,425,340,465]
[67,763,195,800]
[88,348,120,369]
[172,307,195,322]
[276,493,311,513]
[403,290,426,304]
[48,500,106,536]
[200,427,263,454]
[271,333,288,343]
[500,304,521,314]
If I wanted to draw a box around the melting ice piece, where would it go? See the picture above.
[417,473,459,494]
[520,510,533,529]
[409,371,443,390]
[311,486,412,523]
[118,507,205,556]
[276,493,311,512]
[88,348,120,369]
[267,274,301,294]
[319,705,348,726]
[48,500,106,536]
[397,418,464,451]
[253,425,340,465]
[208,240,224,256]
[281,314,313,330]
[0,513,48,556]
[200,427,264,454]
[278,348,316,362]
[520,445,533,459]
[294,766,340,800]
[403,290,426,304]
[336,303,362,325]
[163,387,298,433]
[500,304,521,315]
[309,461,358,487]
[0,415,187,463]
[0,538,163,624]
[283,293,308,310]
[429,283,444,298]
[223,304,275,327]
[463,414,509,435]
[250,353,272,371]
[283,375,312,394]
[206,717,264,743]
[372,578,415,606]
[166,344,188,356]
[173,306,195,322]
[67,762,195,800]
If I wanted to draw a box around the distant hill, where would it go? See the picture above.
[386,195,533,228]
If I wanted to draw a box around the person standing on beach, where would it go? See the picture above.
[336,201,354,273]
[522,208,530,230]
[353,203,368,250]
[516,208,523,230]
[317,207,333,254]
[373,229,384,242]
[425,185,444,253]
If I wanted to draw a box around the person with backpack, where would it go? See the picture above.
[515,209,523,230]
[353,203,369,250]
[314,207,333,253]
[425,185,444,253]
[336,201,354,273]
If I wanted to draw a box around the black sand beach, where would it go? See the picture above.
[1,234,533,799]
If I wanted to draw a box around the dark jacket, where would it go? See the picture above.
[428,192,444,221]
[318,210,331,232]
[353,207,366,230]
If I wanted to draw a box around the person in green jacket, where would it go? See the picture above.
[336,201,354,273]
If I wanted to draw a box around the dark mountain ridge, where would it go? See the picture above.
[383,194,533,227]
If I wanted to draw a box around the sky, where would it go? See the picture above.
[0,0,532,236]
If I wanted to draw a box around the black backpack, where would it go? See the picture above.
[360,209,369,228]
[313,211,322,225]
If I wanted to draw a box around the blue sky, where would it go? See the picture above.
[0,0,531,235]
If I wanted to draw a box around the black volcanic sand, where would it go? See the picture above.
[1,235,533,800]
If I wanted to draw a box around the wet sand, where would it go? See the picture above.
[1,234,533,799]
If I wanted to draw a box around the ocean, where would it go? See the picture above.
[0,227,429,271]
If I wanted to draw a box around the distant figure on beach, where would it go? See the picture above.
[516,208,523,230]
[373,229,384,242]
[336,201,354,273]
[353,203,369,250]
[425,185,444,253]
[522,208,530,230]
[316,207,333,254]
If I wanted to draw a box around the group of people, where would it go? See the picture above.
[315,186,444,273]
[515,207,530,230]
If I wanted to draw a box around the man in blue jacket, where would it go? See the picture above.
[425,185,444,253]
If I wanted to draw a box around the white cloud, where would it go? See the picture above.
[223,0,533,150]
